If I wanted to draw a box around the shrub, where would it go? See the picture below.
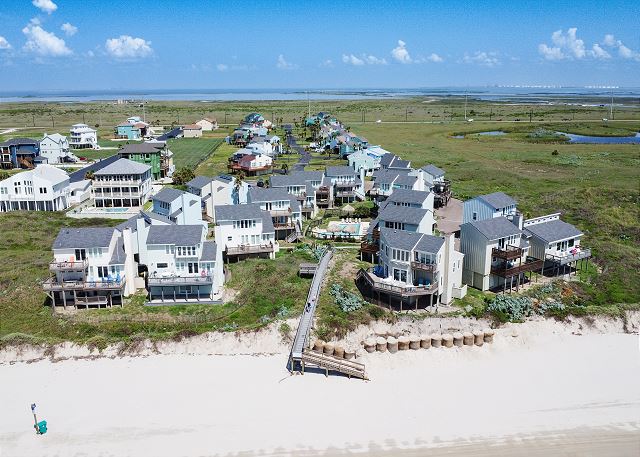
[278,322,292,341]
[329,283,366,312]
[368,305,385,319]
[487,295,533,322]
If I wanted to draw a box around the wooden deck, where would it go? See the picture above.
[300,350,367,380]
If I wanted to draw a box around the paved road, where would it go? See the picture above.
[286,134,310,172]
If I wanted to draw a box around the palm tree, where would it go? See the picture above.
[282,163,289,175]
[84,170,95,181]
[233,171,245,204]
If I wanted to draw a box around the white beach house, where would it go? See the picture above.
[214,203,278,260]
[0,165,71,212]
[69,124,98,149]
[92,158,152,208]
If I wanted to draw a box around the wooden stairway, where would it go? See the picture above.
[300,350,367,380]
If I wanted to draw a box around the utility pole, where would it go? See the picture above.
[464,92,468,121]
[489,108,493,121]
[307,91,311,119]
[529,109,533,123]
[610,92,614,120]
[405,107,408,122]
[32,114,35,127]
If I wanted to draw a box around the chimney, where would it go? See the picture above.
[122,228,138,297]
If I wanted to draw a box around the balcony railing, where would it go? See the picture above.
[94,192,142,199]
[49,259,88,271]
[274,222,295,229]
[492,245,523,261]
[357,268,438,297]
[335,181,357,188]
[360,241,379,253]
[410,261,437,272]
[546,247,591,265]
[148,275,212,286]
[94,180,143,186]
[335,191,355,198]
[490,258,545,277]
[226,244,275,255]
[43,277,125,291]
[270,208,291,216]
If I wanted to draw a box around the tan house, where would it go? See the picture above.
[182,124,203,138]
[195,118,218,131]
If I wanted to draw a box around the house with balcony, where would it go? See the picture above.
[369,168,413,203]
[186,174,249,221]
[347,145,389,176]
[420,164,451,208]
[151,187,204,226]
[460,216,544,292]
[523,213,591,275]
[118,142,174,180]
[228,150,273,176]
[142,225,223,303]
[325,165,364,204]
[379,153,411,170]
[39,133,78,164]
[0,138,40,169]
[377,204,435,235]
[0,165,72,212]
[357,228,465,309]
[69,124,97,149]
[269,171,324,218]
[382,189,434,210]
[462,192,519,224]
[92,158,152,208]
[214,203,278,261]
[115,122,147,140]
[43,227,137,309]
[247,187,302,240]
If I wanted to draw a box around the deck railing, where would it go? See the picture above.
[357,269,438,296]
[148,275,212,285]
[410,261,437,272]
[492,245,523,261]
[43,277,125,290]
[226,244,274,255]
[49,259,88,271]
[490,258,545,277]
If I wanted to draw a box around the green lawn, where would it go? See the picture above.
[168,137,223,169]
[194,142,235,176]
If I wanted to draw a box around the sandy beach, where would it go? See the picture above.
[1,317,639,457]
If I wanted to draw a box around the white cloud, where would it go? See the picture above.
[364,54,386,65]
[601,34,640,61]
[319,59,333,67]
[86,50,94,58]
[591,43,610,59]
[32,0,57,14]
[463,51,499,67]
[22,22,71,56]
[105,35,153,59]
[276,54,297,70]
[538,43,564,60]
[342,54,364,66]
[61,23,78,37]
[0,36,11,50]
[551,28,586,58]
[391,40,412,64]
[216,63,228,72]
[426,53,443,63]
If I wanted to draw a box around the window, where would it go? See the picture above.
[157,263,168,268]
[392,249,409,262]
[75,249,86,261]
[97,266,109,278]
[472,212,477,221]
[39,187,47,194]
[227,236,233,241]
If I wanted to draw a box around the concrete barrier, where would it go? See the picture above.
[431,334,442,348]
[453,332,463,347]
[344,349,356,360]
[376,336,387,352]
[398,336,410,350]
[463,332,474,346]
[483,328,495,343]
[409,335,421,350]
[473,330,484,346]
[442,333,454,348]
[420,335,431,349]
[387,336,398,353]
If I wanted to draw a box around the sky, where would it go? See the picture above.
[0,0,639,91]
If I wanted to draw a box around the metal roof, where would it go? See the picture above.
[524,219,582,243]
[186,175,212,189]
[119,143,164,154]
[477,192,517,210]
[94,158,151,176]
[53,227,115,249]
[68,154,119,183]
[214,203,265,221]
[325,165,356,177]
[153,187,186,204]
[466,216,521,240]
[146,225,204,245]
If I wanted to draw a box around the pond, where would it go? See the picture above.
[451,131,506,139]
[557,132,640,144]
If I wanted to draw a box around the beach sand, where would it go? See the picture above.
[0,317,639,456]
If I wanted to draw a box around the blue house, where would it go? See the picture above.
[115,122,148,140]
[0,138,40,169]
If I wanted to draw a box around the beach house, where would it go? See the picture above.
[379,153,411,170]
[325,166,365,204]
[151,187,204,226]
[357,228,466,309]
[39,133,77,164]
[92,158,152,208]
[186,174,249,221]
[69,124,97,149]
[195,118,218,131]
[182,124,203,138]
[462,192,519,224]
[118,142,174,180]
[228,151,273,176]
[247,187,302,240]
[43,227,137,308]
[0,138,40,169]
[269,170,324,218]
[0,165,71,212]
[347,145,389,176]
[214,203,278,261]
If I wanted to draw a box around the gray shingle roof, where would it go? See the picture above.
[372,168,410,185]
[0,137,38,147]
[109,237,127,265]
[214,203,265,221]
[153,187,186,204]
[466,216,521,240]
[94,158,151,176]
[119,143,163,154]
[53,227,115,249]
[380,228,423,251]
[379,205,429,225]
[200,241,217,261]
[146,225,204,245]
[393,174,418,187]
[379,153,395,167]
[415,234,445,253]
[68,154,119,183]
[524,219,582,243]
[477,192,517,210]
[261,213,275,233]
[187,176,212,189]
[325,165,356,177]
[389,157,411,169]
[421,164,445,177]
[248,187,295,203]
[386,189,431,205]
[269,171,323,187]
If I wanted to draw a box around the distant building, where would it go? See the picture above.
[462,192,519,225]
[0,165,71,212]
[228,150,273,176]
[39,133,77,164]
[92,158,152,208]
[182,124,203,138]
[69,124,97,149]
[196,118,218,131]
[0,137,40,169]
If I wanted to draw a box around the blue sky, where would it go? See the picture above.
[0,0,639,90]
